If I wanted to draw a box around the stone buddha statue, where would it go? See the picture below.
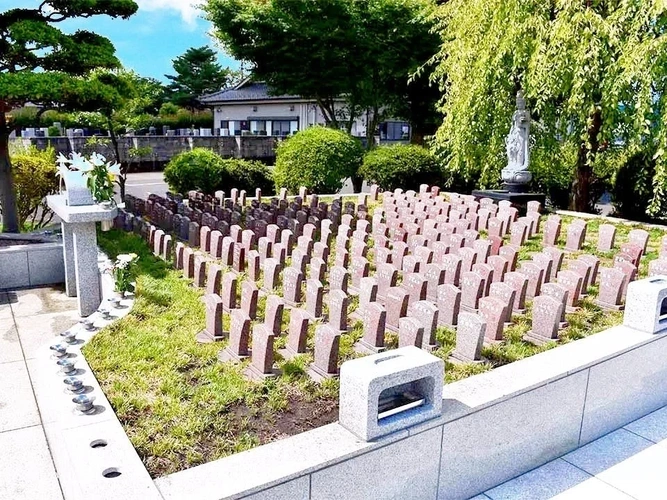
[501,90,532,187]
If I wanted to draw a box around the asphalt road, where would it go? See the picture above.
[122,171,363,201]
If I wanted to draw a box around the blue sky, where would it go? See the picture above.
[12,1,240,82]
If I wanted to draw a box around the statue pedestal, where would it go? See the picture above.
[471,190,546,215]
[47,195,118,317]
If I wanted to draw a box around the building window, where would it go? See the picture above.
[379,121,410,141]
[272,120,292,136]
[251,120,267,135]
[220,120,229,130]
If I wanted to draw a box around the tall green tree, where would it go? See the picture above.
[165,46,240,110]
[431,0,667,214]
[0,1,138,232]
[202,0,440,148]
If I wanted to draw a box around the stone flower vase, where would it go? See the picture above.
[99,200,115,232]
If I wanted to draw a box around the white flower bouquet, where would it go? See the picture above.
[57,152,121,205]
[108,253,139,295]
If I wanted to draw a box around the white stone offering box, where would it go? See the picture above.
[339,346,443,441]
[624,276,667,334]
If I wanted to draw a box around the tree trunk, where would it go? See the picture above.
[0,104,20,233]
[570,108,602,213]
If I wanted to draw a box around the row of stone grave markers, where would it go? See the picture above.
[114,183,666,379]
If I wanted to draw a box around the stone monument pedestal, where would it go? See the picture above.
[47,195,117,317]
[472,190,546,215]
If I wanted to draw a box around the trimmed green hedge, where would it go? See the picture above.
[359,144,443,191]
[274,126,363,194]
[163,148,274,195]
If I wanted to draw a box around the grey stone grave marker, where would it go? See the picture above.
[595,267,627,310]
[524,295,563,345]
[218,310,251,363]
[307,325,341,382]
[598,224,616,252]
[354,303,387,355]
[504,271,528,313]
[306,279,324,319]
[196,294,224,343]
[450,312,486,364]
[264,295,285,336]
[540,283,569,327]
[244,324,280,381]
[557,270,583,311]
[385,286,410,332]
[280,308,310,360]
[282,267,304,306]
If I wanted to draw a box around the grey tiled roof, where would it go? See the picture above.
[200,82,302,103]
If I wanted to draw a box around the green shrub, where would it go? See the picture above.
[10,145,59,229]
[274,126,363,194]
[163,148,274,195]
[359,144,443,191]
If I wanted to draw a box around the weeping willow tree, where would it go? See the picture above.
[431,0,667,215]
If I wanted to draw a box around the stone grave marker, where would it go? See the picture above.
[385,287,410,332]
[262,258,281,293]
[218,310,251,363]
[241,281,259,320]
[280,308,310,360]
[568,259,592,294]
[291,248,309,275]
[479,296,507,342]
[519,262,544,298]
[628,229,650,254]
[460,271,485,312]
[193,256,207,287]
[488,255,509,284]
[436,283,461,328]
[232,244,246,274]
[472,263,494,295]
[398,317,424,348]
[244,324,280,381]
[557,270,583,311]
[196,294,224,343]
[206,263,222,295]
[499,244,519,272]
[307,325,341,382]
[328,289,349,332]
[264,295,285,336]
[210,230,223,259]
[524,295,563,345]
[200,226,212,252]
[358,276,378,311]
[183,247,195,279]
[409,300,439,351]
[489,282,515,324]
[473,239,492,265]
[578,254,600,286]
[596,267,627,310]
[246,250,261,281]
[282,267,304,306]
[649,259,667,277]
[329,266,350,294]
[540,283,569,327]
[450,312,486,363]
[598,224,617,252]
[459,247,478,273]
[565,220,587,251]
[376,263,398,301]
[305,279,324,319]
[354,303,387,355]
[543,217,561,247]
[349,258,370,292]
[509,220,528,246]
[619,242,643,267]
[403,273,428,304]
[310,257,327,282]
[504,271,528,313]
[532,252,555,283]
[613,258,637,299]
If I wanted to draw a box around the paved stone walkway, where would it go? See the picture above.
[0,286,80,500]
[2,284,666,500]
[477,405,667,499]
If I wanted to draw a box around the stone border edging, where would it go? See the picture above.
[29,250,163,500]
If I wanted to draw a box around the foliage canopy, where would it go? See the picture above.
[360,144,443,191]
[274,127,363,194]
[431,0,667,215]
[0,0,138,232]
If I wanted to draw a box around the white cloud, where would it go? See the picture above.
[135,0,201,25]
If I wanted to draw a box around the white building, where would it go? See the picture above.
[200,79,410,142]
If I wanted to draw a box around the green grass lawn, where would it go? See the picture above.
[86,208,666,478]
